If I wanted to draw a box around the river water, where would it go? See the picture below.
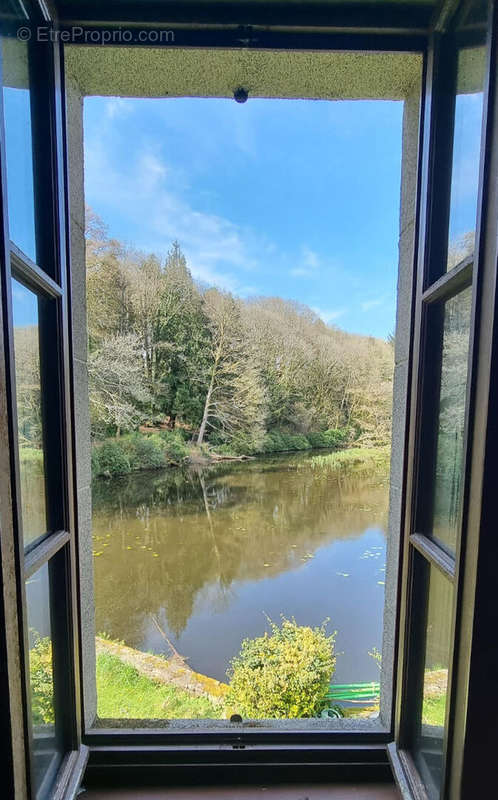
[92,452,389,686]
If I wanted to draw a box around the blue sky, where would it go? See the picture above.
[3,87,36,264]
[84,96,404,340]
[448,91,483,247]
[11,278,39,328]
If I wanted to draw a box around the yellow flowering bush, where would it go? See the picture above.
[227,617,336,719]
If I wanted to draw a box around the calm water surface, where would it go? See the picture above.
[92,452,389,685]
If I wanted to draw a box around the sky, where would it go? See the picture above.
[4,84,483,336]
[84,96,404,340]
[448,91,484,247]
[3,87,36,265]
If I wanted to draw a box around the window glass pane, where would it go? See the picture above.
[412,563,453,800]
[1,37,37,261]
[446,45,486,271]
[431,286,472,554]
[26,562,63,798]
[12,278,48,546]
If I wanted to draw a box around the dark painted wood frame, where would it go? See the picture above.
[57,0,435,32]
[35,0,446,789]
[1,0,497,797]
[0,1,87,798]
[390,0,498,798]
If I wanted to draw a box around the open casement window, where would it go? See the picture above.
[0,0,497,799]
[0,1,86,799]
[390,1,498,798]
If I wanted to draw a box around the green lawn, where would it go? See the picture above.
[307,446,390,472]
[422,693,446,727]
[96,651,224,720]
[19,447,44,466]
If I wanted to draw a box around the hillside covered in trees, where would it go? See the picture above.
[86,208,394,459]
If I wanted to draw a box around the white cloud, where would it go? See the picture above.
[290,246,321,278]
[104,97,133,120]
[312,306,347,324]
[360,297,383,312]
[84,124,269,293]
[302,246,320,269]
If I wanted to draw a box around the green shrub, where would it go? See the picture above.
[278,432,294,450]
[306,432,327,448]
[211,442,236,455]
[243,428,350,455]
[261,431,311,452]
[121,434,166,471]
[307,428,348,449]
[91,447,101,477]
[95,440,131,477]
[207,430,225,447]
[230,432,261,455]
[29,633,54,725]
[261,431,285,452]
[92,431,190,478]
[227,617,336,719]
[294,433,312,450]
[159,430,189,462]
[280,432,311,451]
[261,432,276,452]
[175,427,192,442]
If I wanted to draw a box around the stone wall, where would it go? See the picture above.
[64,46,422,730]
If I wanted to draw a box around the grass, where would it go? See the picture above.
[332,691,445,726]
[306,445,391,472]
[19,447,44,465]
[96,651,224,720]
[422,693,446,727]
[341,705,379,719]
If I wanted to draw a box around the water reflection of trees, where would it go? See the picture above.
[432,286,472,550]
[93,458,388,643]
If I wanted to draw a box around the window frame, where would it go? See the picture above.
[61,16,426,760]
[1,0,497,797]
[0,2,86,798]
[390,1,498,797]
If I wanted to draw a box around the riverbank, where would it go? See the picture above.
[96,637,447,725]
[89,427,389,479]
[306,446,391,472]
[95,636,347,722]
[96,635,228,720]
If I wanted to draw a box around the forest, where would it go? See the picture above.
[85,207,394,466]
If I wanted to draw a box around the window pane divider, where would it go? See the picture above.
[11,242,62,299]
[421,255,473,305]
[24,530,70,579]
[409,533,455,580]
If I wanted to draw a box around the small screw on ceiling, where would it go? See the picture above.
[234,87,249,104]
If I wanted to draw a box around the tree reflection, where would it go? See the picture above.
[93,455,389,647]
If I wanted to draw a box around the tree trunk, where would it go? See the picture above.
[197,339,223,446]
[197,377,214,446]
